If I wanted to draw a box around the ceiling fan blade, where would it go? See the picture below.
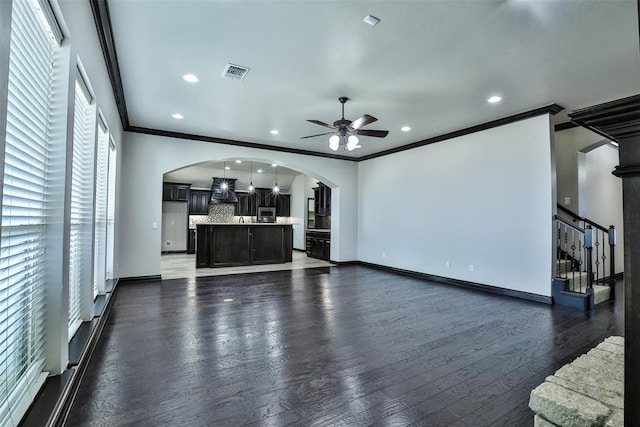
[351,114,378,129]
[355,129,389,138]
[307,119,336,129]
[300,132,335,139]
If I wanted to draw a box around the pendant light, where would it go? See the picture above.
[248,161,254,193]
[272,165,279,194]
[221,162,228,191]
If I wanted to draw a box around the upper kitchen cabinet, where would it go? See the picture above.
[163,183,190,201]
[276,194,290,217]
[255,189,290,216]
[313,183,331,216]
[235,191,257,216]
[189,190,211,215]
[256,188,277,208]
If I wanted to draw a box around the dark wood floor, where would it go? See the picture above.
[65,265,624,426]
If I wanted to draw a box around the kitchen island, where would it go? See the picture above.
[196,223,292,268]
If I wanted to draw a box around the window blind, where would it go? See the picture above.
[105,139,116,281]
[93,116,109,297]
[0,0,60,423]
[68,76,94,339]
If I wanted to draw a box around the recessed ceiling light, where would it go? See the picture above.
[225,166,230,170]
[487,95,502,104]
[364,15,380,26]
[270,129,279,135]
[172,113,184,120]
[235,160,242,164]
[401,126,411,132]
[257,169,264,173]
[182,74,199,83]
[271,163,277,167]
[223,298,234,302]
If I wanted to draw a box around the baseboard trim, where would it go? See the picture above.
[119,275,162,283]
[348,261,553,304]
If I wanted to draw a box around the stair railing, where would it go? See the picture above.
[555,205,616,299]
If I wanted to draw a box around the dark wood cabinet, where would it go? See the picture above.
[187,229,196,254]
[235,191,257,216]
[256,188,277,208]
[306,230,330,261]
[196,225,214,268]
[189,190,211,215]
[276,194,290,217]
[212,226,251,266]
[196,224,293,267]
[251,226,284,264]
[163,183,190,201]
[313,183,331,216]
[254,189,290,216]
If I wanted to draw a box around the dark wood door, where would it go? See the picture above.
[257,189,277,208]
[251,226,284,264]
[235,192,256,216]
[164,183,191,201]
[213,226,251,266]
[276,194,290,217]
[189,190,210,215]
[196,225,214,267]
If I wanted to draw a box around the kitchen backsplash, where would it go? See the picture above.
[189,204,292,228]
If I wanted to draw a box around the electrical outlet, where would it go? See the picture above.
[446,261,450,268]
[469,264,474,272]
[382,252,386,258]
[165,240,172,246]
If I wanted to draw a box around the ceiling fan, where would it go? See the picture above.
[301,97,389,151]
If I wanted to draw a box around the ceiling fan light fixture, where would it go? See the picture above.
[329,135,340,151]
[347,135,359,151]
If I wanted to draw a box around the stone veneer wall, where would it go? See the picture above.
[529,336,624,426]
[189,204,291,229]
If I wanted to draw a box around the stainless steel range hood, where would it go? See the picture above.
[210,177,238,204]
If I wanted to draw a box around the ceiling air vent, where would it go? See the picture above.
[222,63,250,81]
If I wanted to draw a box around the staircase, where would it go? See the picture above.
[553,206,617,310]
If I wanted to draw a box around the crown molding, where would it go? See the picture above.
[358,104,564,161]
[569,94,640,142]
[91,0,564,162]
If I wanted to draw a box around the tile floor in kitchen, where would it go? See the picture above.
[160,250,332,280]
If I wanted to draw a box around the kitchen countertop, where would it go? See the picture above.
[306,228,331,233]
[196,223,292,226]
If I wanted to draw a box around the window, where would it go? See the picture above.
[105,138,117,281]
[93,115,109,297]
[0,0,62,423]
[68,71,95,339]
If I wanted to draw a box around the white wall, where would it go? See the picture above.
[358,115,556,297]
[555,126,605,212]
[290,174,306,249]
[579,143,624,274]
[118,132,359,277]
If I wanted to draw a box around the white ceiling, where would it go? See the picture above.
[107,0,640,159]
